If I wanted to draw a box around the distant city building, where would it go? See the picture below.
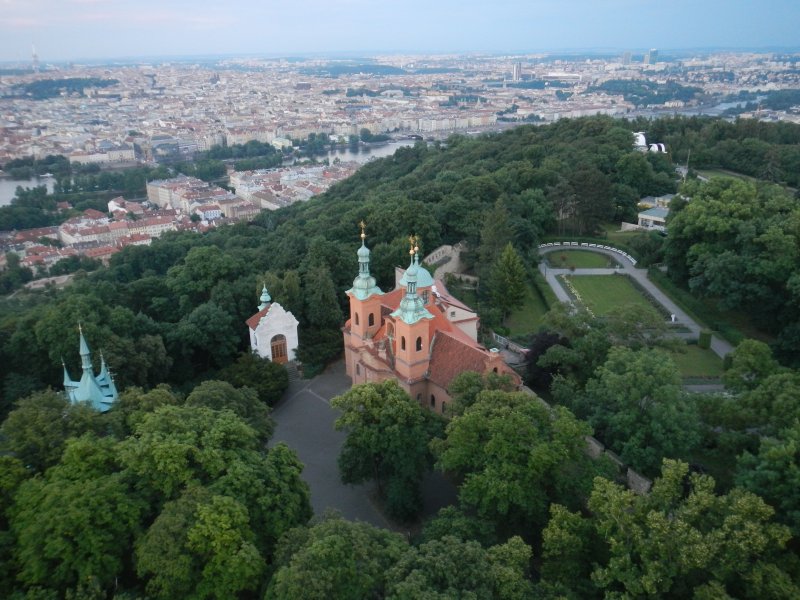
[62,326,119,412]
[622,51,632,65]
[644,48,658,65]
[512,62,522,82]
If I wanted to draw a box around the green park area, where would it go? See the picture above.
[505,284,548,337]
[563,274,653,315]
[545,250,616,269]
[669,344,724,378]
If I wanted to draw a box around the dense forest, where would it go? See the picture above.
[2,115,800,597]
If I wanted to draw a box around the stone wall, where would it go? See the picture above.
[520,385,652,494]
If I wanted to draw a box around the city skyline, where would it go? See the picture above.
[1,0,798,64]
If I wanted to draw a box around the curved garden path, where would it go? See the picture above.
[537,244,733,359]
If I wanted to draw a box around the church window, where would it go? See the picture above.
[356,364,361,375]
[493,367,498,373]
[441,401,447,414]
[422,290,429,304]
[450,311,456,318]
[417,393,421,401]
[430,394,436,407]
[354,313,359,326]
[401,336,406,351]
[416,337,422,351]
[368,313,375,327]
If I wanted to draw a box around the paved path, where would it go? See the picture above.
[538,246,734,359]
[270,361,390,529]
[270,361,457,530]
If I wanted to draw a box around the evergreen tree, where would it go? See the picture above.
[489,243,527,320]
[477,198,512,281]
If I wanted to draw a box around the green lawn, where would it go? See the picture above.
[696,168,755,182]
[601,224,644,245]
[545,250,617,269]
[505,284,548,337]
[563,274,653,315]
[669,345,724,378]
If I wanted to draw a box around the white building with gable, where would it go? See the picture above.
[246,285,299,364]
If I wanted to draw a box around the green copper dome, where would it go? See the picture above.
[391,256,433,325]
[400,253,434,288]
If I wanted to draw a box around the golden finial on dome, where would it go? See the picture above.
[359,220,367,240]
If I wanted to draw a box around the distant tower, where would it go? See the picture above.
[622,51,632,65]
[31,43,39,73]
[512,62,522,82]
[644,48,658,66]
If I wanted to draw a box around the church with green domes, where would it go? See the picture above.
[62,326,119,412]
[343,225,519,415]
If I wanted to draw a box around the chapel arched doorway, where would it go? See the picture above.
[270,334,288,364]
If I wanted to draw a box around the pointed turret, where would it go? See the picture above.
[78,324,93,372]
[258,284,272,311]
[62,358,76,391]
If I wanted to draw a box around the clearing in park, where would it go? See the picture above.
[545,250,618,269]
[563,274,654,316]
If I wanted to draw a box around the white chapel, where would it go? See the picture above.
[246,285,299,364]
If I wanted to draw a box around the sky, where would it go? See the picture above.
[0,0,798,63]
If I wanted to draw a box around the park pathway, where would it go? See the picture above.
[270,360,457,531]
[538,245,734,359]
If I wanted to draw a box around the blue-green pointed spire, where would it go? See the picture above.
[62,358,74,388]
[258,283,271,311]
[78,323,92,372]
[348,221,383,301]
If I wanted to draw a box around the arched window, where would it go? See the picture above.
[493,367,498,373]
[354,312,359,326]
[441,401,447,415]
[368,313,375,327]
[430,394,436,407]
[416,337,422,351]
[356,364,361,375]
[387,323,394,338]
[422,290,429,304]
[401,336,406,351]
[416,393,421,401]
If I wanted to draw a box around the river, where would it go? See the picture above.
[286,139,417,166]
[0,176,55,206]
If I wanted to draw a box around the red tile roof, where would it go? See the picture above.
[246,304,272,330]
[428,331,493,389]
